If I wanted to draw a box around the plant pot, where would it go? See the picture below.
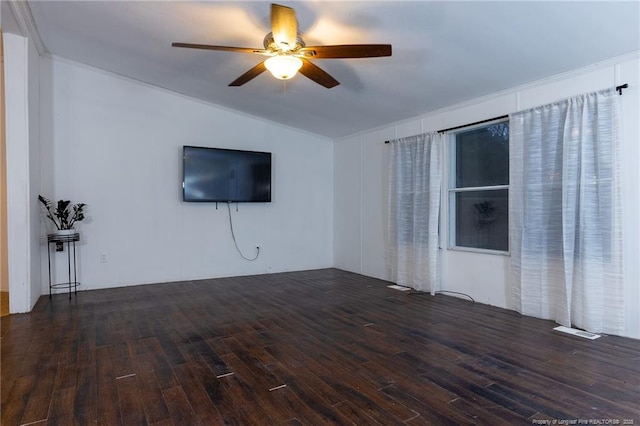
[54,229,77,236]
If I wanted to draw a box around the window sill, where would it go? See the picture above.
[447,246,510,256]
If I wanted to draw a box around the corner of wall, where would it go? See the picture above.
[4,30,43,312]
[27,34,41,309]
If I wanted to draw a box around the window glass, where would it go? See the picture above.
[452,189,508,251]
[455,123,509,188]
[449,121,509,253]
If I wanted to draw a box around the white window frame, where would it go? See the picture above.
[445,119,510,255]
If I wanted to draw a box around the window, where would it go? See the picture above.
[449,121,509,252]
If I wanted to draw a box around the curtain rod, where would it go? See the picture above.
[436,115,509,134]
[384,83,629,143]
[384,115,506,143]
[616,83,629,95]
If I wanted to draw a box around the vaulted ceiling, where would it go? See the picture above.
[6,1,640,139]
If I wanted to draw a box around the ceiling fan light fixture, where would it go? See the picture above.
[172,4,391,88]
[265,55,303,80]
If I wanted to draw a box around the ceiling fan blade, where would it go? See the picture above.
[172,42,269,55]
[271,4,298,49]
[298,59,339,89]
[229,61,267,86]
[298,44,392,59]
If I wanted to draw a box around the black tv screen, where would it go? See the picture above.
[183,146,271,202]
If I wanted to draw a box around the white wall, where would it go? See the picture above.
[27,30,40,308]
[4,32,41,312]
[334,53,640,339]
[41,57,333,292]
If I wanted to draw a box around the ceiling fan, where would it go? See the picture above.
[172,3,392,88]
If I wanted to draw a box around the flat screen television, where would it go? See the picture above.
[182,146,272,202]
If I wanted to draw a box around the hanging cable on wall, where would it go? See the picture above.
[226,202,260,261]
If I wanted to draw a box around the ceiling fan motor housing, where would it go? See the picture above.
[263,32,305,54]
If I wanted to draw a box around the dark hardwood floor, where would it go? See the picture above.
[1,268,639,425]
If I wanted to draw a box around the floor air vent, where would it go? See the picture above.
[553,326,601,340]
[387,285,411,291]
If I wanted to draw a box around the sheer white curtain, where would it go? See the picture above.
[510,88,624,334]
[386,132,443,294]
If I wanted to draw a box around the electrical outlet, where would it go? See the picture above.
[100,252,108,263]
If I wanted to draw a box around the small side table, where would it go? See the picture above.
[47,232,80,299]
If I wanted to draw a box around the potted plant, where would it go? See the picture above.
[38,195,86,235]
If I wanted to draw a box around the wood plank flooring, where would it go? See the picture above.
[1,268,639,425]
